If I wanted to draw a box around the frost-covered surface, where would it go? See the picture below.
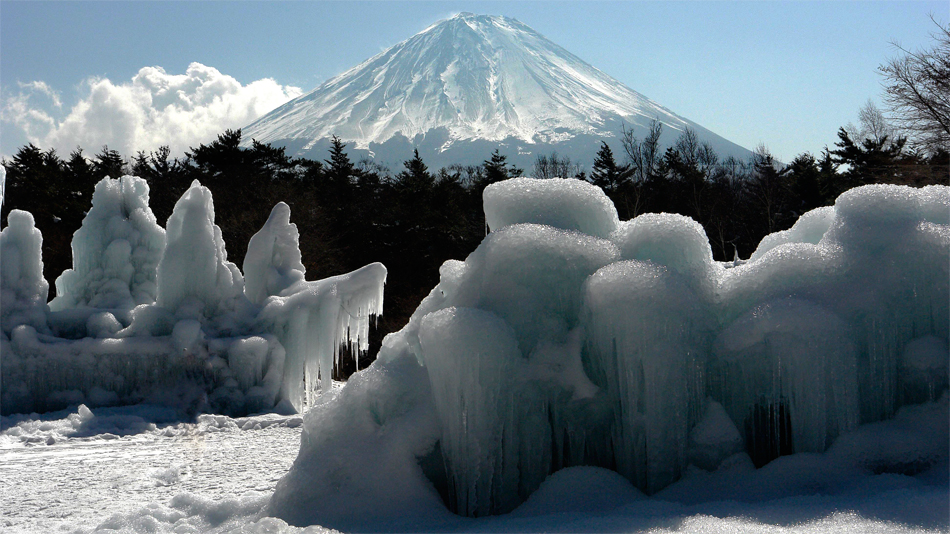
[1,176,385,416]
[0,209,50,336]
[50,175,166,311]
[265,179,948,529]
[0,396,945,533]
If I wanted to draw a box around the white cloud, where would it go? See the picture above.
[2,63,303,157]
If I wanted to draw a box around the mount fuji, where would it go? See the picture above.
[242,13,752,170]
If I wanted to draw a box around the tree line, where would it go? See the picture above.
[2,22,946,372]
[3,117,944,371]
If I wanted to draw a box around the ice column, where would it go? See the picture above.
[583,260,709,494]
[710,299,859,463]
[0,210,50,336]
[0,165,6,211]
[50,176,166,311]
[419,307,526,516]
[825,185,949,422]
[243,202,306,305]
[157,180,246,320]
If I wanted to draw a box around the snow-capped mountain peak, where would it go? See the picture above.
[242,14,747,167]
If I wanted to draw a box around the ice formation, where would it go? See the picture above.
[1,210,51,337]
[1,176,385,415]
[50,175,166,311]
[243,202,306,306]
[268,178,948,528]
[157,180,247,323]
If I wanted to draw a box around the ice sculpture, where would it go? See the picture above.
[1,210,50,336]
[50,175,166,312]
[1,176,385,415]
[157,180,247,323]
[243,202,307,306]
[269,178,949,529]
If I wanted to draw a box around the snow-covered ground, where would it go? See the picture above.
[1,405,305,533]
[2,395,946,534]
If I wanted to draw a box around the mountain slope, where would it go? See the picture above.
[243,13,750,169]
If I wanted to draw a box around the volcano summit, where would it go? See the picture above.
[243,13,751,169]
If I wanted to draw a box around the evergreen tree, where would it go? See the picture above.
[481,149,523,185]
[747,146,792,234]
[830,127,907,191]
[786,153,825,213]
[325,135,358,185]
[92,145,126,180]
[590,141,631,194]
[397,149,433,193]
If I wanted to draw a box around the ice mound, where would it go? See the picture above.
[269,179,949,527]
[687,399,744,471]
[1,176,385,416]
[748,206,835,262]
[484,177,620,238]
[157,180,247,324]
[0,209,50,336]
[50,175,166,312]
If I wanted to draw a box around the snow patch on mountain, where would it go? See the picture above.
[242,13,731,165]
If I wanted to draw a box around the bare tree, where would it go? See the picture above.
[846,100,896,146]
[698,141,719,172]
[532,151,581,179]
[621,119,663,184]
[879,16,950,155]
[674,127,700,167]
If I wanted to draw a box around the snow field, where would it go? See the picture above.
[2,394,943,533]
[1,405,304,533]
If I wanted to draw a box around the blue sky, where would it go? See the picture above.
[1,1,945,163]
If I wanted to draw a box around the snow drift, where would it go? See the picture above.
[267,179,948,529]
[1,176,386,416]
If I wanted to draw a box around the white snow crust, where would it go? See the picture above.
[3,395,944,533]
